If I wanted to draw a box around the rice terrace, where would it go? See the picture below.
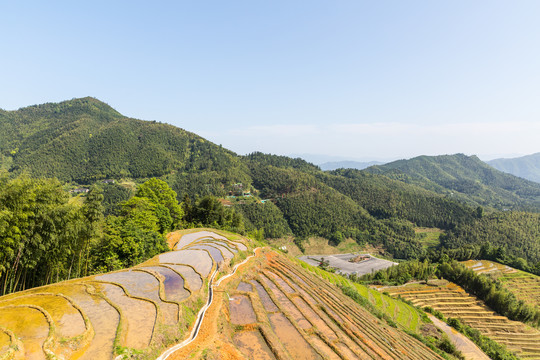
[0,230,454,360]
[0,230,250,359]
[383,280,540,359]
[463,260,540,310]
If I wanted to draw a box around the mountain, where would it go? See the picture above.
[319,160,384,171]
[0,97,248,184]
[488,152,540,183]
[364,153,540,211]
[2,98,540,267]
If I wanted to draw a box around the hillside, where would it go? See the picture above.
[0,97,249,186]
[385,281,540,359]
[364,153,540,211]
[463,260,540,311]
[2,98,540,267]
[0,229,251,359]
[488,153,540,184]
[0,230,451,360]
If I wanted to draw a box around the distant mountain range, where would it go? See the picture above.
[488,153,540,183]
[319,160,384,171]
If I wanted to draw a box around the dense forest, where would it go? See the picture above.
[1,98,540,288]
[0,97,247,183]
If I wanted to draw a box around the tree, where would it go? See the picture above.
[136,178,183,229]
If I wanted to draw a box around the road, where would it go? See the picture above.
[428,315,490,360]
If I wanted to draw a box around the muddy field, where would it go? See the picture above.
[0,230,250,360]
[170,249,446,360]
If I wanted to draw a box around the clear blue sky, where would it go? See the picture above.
[1,1,539,161]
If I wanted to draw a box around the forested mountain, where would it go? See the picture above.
[0,97,247,184]
[364,153,540,211]
[2,98,540,270]
[488,152,540,183]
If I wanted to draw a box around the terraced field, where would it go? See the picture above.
[170,249,447,360]
[463,260,540,308]
[296,259,424,333]
[0,230,250,360]
[384,282,540,359]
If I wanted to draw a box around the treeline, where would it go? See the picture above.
[182,195,245,234]
[356,260,435,285]
[440,211,540,267]
[91,178,183,273]
[234,202,291,238]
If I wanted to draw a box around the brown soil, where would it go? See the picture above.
[229,295,257,325]
[165,248,262,360]
[234,330,276,360]
[165,248,446,360]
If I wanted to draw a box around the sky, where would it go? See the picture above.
[1,1,540,162]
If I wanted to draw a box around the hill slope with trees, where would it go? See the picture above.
[1,98,539,270]
[364,153,540,211]
[0,97,248,184]
[488,152,540,183]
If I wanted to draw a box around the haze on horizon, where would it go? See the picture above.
[1,1,539,161]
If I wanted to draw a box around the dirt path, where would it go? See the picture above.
[428,315,489,360]
[156,248,260,360]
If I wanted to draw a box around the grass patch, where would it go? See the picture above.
[415,227,443,249]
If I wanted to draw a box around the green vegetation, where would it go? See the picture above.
[0,97,248,185]
[439,211,540,268]
[488,152,540,183]
[362,259,540,328]
[340,285,460,359]
[2,97,540,280]
[364,153,540,211]
[183,195,245,234]
[296,258,425,333]
[0,175,187,293]
[0,173,103,294]
[415,228,443,249]
[357,259,436,285]
[235,202,291,238]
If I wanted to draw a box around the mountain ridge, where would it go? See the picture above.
[364,153,540,211]
[488,152,540,183]
[2,98,540,267]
